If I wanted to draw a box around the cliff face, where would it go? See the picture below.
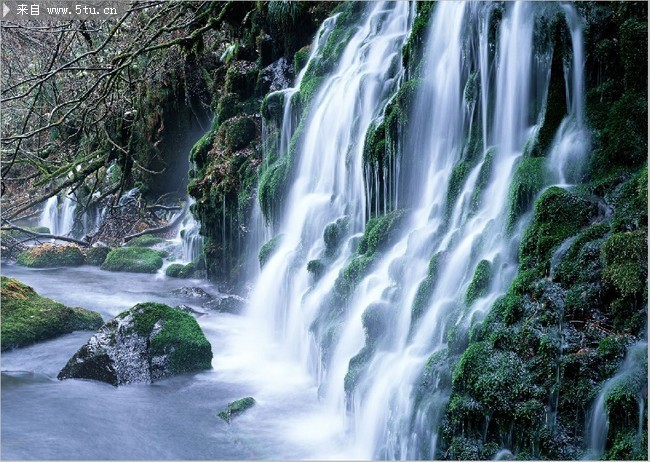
[185,2,647,459]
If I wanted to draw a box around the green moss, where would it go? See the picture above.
[224,62,258,99]
[307,259,326,281]
[1,276,103,351]
[223,117,256,151]
[401,1,436,76]
[519,187,597,272]
[125,302,212,374]
[125,235,165,247]
[86,247,112,266]
[16,244,85,268]
[507,157,548,231]
[601,230,647,298]
[218,397,256,423]
[357,209,407,256]
[261,91,285,124]
[294,45,310,76]
[344,346,372,394]
[101,247,163,273]
[470,149,495,213]
[323,216,350,257]
[410,251,444,328]
[466,260,492,306]
[259,154,291,224]
[165,262,196,279]
[215,93,240,127]
[258,234,283,268]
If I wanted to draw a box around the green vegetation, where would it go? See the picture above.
[1,276,103,351]
[101,247,164,273]
[218,397,256,423]
[165,262,196,279]
[465,260,492,306]
[307,259,326,281]
[125,235,165,247]
[16,244,85,268]
[86,246,112,266]
[323,217,350,257]
[258,234,283,268]
[410,251,444,328]
[506,157,548,231]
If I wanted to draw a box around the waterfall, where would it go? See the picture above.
[177,199,204,264]
[246,2,591,459]
[38,191,77,237]
[585,342,648,459]
[38,196,59,234]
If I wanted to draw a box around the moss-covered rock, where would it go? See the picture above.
[218,397,256,423]
[86,246,112,266]
[507,157,548,231]
[258,234,283,268]
[307,259,326,281]
[101,247,164,273]
[466,259,492,306]
[1,276,103,351]
[58,302,212,386]
[16,244,85,268]
[223,117,257,151]
[165,262,196,279]
[125,235,165,247]
[601,230,647,298]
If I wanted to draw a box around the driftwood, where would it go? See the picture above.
[1,222,90,247]
[123,201,189,243]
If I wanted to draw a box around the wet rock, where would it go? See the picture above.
[171,287,213,299]
[58,302,212,386]
[218,397,256,423]
[258,57,293,94]
[174,304,206,317]
[202,294,246,315]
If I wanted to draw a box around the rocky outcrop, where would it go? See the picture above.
[16,244,85,268]
[58,302,212,386]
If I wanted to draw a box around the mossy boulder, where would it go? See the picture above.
[101,247,163,273]
[86,246,112,266]
[16,244,85,268]
[58,302,212,386]
[218,397,256,423]
[125,235,165,247]
[466,259,492,306]
[258,234,283,268]
[165,262,196,279]
[601,230,647,298]
[1,276,103,351]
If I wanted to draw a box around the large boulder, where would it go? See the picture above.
[100,247,163,273]
[16,243,85,268]
[58,302,212,386]
[1,277,103,351]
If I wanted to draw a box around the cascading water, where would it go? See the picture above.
[248,0,412,368]
[177,199,204,264]
[246,1,591,459]
[585,341,648,460]
[38,191,77,237]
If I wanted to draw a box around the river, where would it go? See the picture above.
[1,263,349,460]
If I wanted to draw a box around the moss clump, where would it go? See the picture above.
[101,247,163,273]
[1,276,103,351]
[127,302,212,374]
[519,187,597,272]
[125,235,165,247]
[401,1,436,76]
[335,209,408,301]
[410,251,444,328]
[223,117,257,151]
[470,149,495,213]
[466,260,492,306]
[258,234,283,268]
[218,397,256,423]
[601,230,647,298]
[294,45,310,75]
[258,154,291,224]
[307,259,325,281]
[323,216,350,257]
[86,246,112,266]
[165,262,196,279]
[261,91,285,124]
[16,244,85,268]
[507,157,548,231]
